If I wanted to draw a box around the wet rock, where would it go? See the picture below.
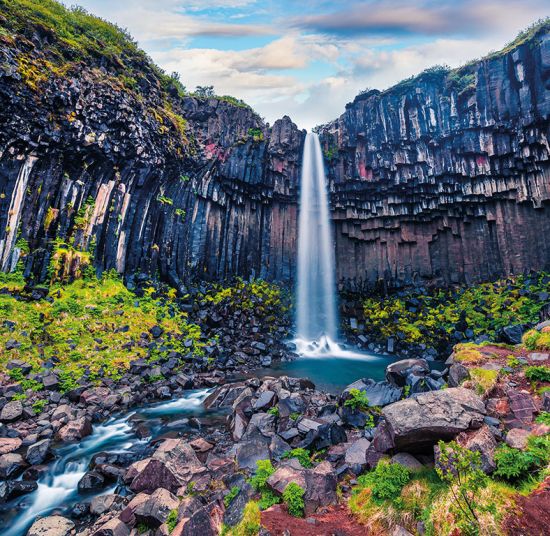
[27,515,74,536]
[382,388,486,450]
[0,479,38,502]
[342,378,402,408]
[386,359,430,387]
[253,390,276,411]
[78,470,105,491]
[223,478,254,527]
[125,458,181,494]
[499,325,526,345]
[0,399,23,422]
[57,417,93,441]
[26,439,51,465]
[0,452,27,479]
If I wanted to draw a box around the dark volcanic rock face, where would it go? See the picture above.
[319,28,550,289]
[0,29,303,287]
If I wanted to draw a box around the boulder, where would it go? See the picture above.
[26,439,51,465]
[235,439,270,471]
[90,494,126,515]
[0,400,23,422]
[125,458,181,494]
[386,359,430,387]
[344,438,371,466]
[56,417,92,442]
[0,452,27,479]
[0,437,22,454]
[382,388,486,450]
[90,518,130,536]
[304,461,338,516]
[0,479,38,502]
[448,363,469,387]
[27,515,74,536]
[342,379,402,408]
[506,389,536,423]
[457,425,497,473]
[505,428,531,450]
[499,325,526,345]
[267,459,306,494]
[390,453,424,471]
[134,487,179,527]
[78,470,105,491]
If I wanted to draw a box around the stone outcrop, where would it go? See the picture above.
[0,16,303,287]
[319,26,550,289]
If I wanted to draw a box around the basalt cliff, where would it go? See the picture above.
[319,27,550,289]
[0,6,549,290]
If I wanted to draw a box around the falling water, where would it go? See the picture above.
[295,133,376,359]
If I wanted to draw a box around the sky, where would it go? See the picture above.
[70,0,548,129]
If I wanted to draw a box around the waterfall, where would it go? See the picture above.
[295,133,373,359]
[296,132,343,356]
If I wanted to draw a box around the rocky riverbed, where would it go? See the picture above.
[1,314,549,535]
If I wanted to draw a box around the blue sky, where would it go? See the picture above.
[69,0,548,129]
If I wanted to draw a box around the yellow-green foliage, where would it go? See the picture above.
[452,343,486,364]
[349,468,445,535]
[0,271,204,384]
[0,270,26,292]
[204,278,287,327]
[222,501,261,536]
[469,368,499,396]
[522,329,550,351]
[425,480,515,536]
[48,241,92,284]
[362,273,550,349]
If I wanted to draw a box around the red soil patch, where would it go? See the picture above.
[261,504,366,536]
[504,477,550,536]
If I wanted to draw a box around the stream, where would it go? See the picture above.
[1,389,216,536]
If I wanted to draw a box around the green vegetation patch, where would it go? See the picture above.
[0,270,204,387]
[360,273,550,353]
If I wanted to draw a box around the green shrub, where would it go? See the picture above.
[282,482,304,517]
[249,459,280,510]
[435,440,490,535]
[166,508,178,533]
[32,399,47,414]
[525,365,550,382]
[267,406,279,417]
[224,486,240,508]
[357,461,410,502]
[344,388,369,411]
[535,412,550,425]
[494,445,536,480]
[282,448,312,468]
[221,501,261,536]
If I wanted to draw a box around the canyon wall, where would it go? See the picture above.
[319,27,550,290]
[0,20,303,289]
[1,7,550,292]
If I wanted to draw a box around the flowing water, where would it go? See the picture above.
[294,132,387,368]
[1,389,215,536]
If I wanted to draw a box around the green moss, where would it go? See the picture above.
[247,128,264,142]
[0,271,205,386]
[281,448,312,468]
[224,486,240,508]
[166,508,178,533]
[221,501,261,536]
[468,368,499,396]
[524,365,550,382]
[360,272,550,353]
